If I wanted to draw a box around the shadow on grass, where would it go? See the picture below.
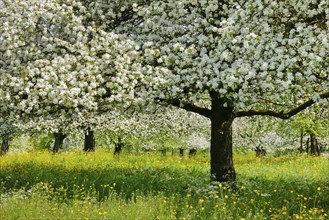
[0,160,328,213]
[0,161,208,200]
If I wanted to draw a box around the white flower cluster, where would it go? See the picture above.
[0,0,141,133]
[123,0,329,110]
[0,0,328,139]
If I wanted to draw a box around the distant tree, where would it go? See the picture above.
[0,123,19,155]
[288,104,329,155]
[0,0,140,152]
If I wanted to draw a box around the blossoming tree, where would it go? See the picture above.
[113,0,329,181]
[131,105,210,154]
[0,0,140,152]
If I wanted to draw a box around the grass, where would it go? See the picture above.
[0,150,328,219]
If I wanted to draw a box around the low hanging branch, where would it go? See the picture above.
[234,91,329,119]
[170,100,211,118]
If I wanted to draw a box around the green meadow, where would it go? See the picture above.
[0,150,328,219]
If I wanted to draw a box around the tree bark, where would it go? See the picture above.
[310,132,320,156]
[188,148,197,157]
[179,148,184,157]
[255,147,266,157]
[160,149,166,156]
[306,137,310,153]
[299,130,304,153]
[53,132,67,153]
[84,128,95,152]
[114,137,123,155]
[210,95,236,182]
[0,139,9,156]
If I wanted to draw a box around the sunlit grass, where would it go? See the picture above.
[0,150,328,219]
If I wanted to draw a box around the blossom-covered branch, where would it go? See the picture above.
[234,91,329,119]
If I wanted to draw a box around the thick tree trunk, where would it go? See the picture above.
[114,137,123,155]
[53,132,67,153]
[0,139,9,155]
[310,133,320,156]
[210,95,236,182]
[84,128,95,152]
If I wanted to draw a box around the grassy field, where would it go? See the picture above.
[0,150,328,219]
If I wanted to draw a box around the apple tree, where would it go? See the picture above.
[115,0,329,182]
[0,0,140,152]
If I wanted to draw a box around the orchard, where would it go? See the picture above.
[1,0,329,180]
[1,0,329,188]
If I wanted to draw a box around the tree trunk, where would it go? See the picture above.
[84,128,95,152]
[255,147,266,157]
[188,148,197,157]
[306,137,310,153]
[114,137,123,155]
[210,95,236,182]
[160,149,166,156]
[310,133,320,156]
[179,148,184,157]
[299,130,304,153]
[0,139,9,155]
[53,132,67,153]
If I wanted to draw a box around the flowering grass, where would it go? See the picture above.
[0,150,328,219]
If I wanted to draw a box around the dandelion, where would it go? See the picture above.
[295,214,301,219]
[317,187,321,191]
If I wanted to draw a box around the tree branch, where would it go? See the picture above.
[234,91,329,119]
[168,100,211,118]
